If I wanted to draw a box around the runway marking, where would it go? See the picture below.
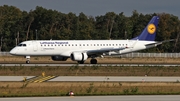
[34,76,56,83]
[25,76,57,83]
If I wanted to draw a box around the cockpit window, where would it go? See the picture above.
[17,44,26,47]
[18,44,22,46]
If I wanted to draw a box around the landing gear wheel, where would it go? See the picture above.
[90,59,97,64]
[25,56,30,64]
[78,61,84,64]
[26,60,30,64]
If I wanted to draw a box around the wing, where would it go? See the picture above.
[86,47,126,55]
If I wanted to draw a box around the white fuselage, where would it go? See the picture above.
[10,40,156,57]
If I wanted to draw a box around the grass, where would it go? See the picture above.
[0,65,180,76]
[0,82,180,97]
[1,56,180,64]
[1,56,180,97]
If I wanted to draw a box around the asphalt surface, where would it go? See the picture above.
[0,63,180,82]
[1,95,180,101]
[0,76,180,82]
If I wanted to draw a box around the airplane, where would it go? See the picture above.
[10,16,170,64]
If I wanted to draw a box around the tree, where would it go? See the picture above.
[0,5,179,52]
[25,11,34,40]
[0,5,23,50]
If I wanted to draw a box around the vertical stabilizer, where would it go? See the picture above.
[132,16,159,41]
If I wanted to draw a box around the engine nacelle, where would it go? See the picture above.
[51,56,68,61]
[70,52,88,61]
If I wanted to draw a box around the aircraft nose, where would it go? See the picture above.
[10,48,17,55]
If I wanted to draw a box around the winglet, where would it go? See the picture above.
[132,16,159,41]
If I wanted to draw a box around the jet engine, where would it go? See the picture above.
[70,52,88,61]
[51,56,68,61]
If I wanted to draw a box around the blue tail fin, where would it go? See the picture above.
[131,16,159,41]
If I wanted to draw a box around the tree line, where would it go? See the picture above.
[0,5,180,52]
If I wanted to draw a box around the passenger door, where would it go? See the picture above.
[32,41,38,52]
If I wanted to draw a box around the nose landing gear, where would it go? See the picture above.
[26,60,30,64]
[25,56,30,64]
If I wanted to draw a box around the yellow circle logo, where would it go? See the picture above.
[147,24,156,34]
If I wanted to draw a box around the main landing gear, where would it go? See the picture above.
[77,58,97,64]
[90,58,97,64]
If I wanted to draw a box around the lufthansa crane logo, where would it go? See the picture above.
[147,24,156,34]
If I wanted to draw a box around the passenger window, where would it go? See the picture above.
[23,44,26,47]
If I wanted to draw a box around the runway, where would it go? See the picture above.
[1,95,180,101]
[1,63,180,67]
[0,76,180,82]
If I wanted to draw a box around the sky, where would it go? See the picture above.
[0,0,180,18]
